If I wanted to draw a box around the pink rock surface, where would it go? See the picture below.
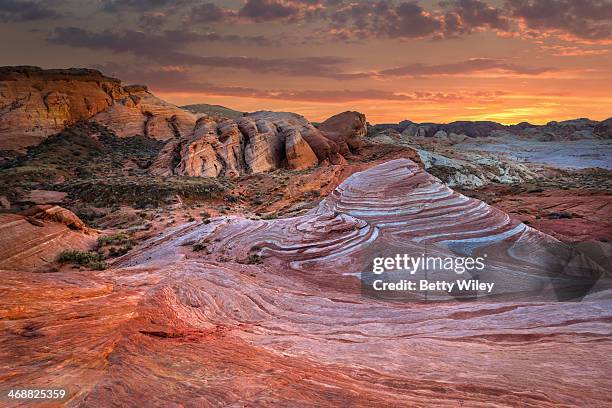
[1,160,610,406]
[0,206,96,271]
[0,67,121,150]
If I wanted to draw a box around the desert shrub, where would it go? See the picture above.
[192,242,207,252]
[97,233,135,258]
[245,254,262,264]
[548,211,573,219]
[57,250,106,269]
[97,233,134,247]
[60,176,230,208]
[58,250,103,265]
[88,261,108,270]
[224,194,240,203]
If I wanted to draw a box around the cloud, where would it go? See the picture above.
[50,27,555,79]
[538,44,610,56]
[159,83,506,104]
[238,0,299,21]
[378,58,554,77]
[100,0,195,12]
[49,27,360,78]
[49,26,276,50]
[506,0,612,42]
[90,0,611,44]
[185,0,327,24]
[0,0,59,22]
[98,64,508,104]
[441,0,510,36]
[329,1,443,39]
[92,63,512,106]
[187,2,234,23]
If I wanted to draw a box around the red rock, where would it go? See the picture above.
[1,159,609,406]
[91,85,197,140]
[21,189,68,205]
[284,127,319,170]
[487,189,612,242]
[160,111,354,178]
[0,67,121,150]
[0,67,197,151]
[0,206,95,271]
[318,111,367,156]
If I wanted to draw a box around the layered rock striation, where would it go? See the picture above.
[2,159,609,406]
[152,111,367,178]
[0,66,196,151]
[0,205,95,271]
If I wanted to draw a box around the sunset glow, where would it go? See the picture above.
[1,0,610,124]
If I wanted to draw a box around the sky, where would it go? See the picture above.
[0,0,611,124]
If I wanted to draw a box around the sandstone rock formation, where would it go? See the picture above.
[20,205,92,233]
[0,66,121,150]
[1,67,369,179]
[317,111,367,156]
[91,85,197,140]
[0,205,95,271]
[0,66,196,151]
[366,126,538,188]
[1,159,609,406]
[153,111,367,178]
[416,149,537,188]
[371,117,612,140]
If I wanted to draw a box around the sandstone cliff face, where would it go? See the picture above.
[91,85,197,141]
[0,67,368,177]
[0,66,123,150]
[0,67,197,151]
[153,111,367,178]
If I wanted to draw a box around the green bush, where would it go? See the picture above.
[192,242,207,252]
[57,250,103,265]
[89,261,108,270]
[97,233,134,247]
[57,250,106,270]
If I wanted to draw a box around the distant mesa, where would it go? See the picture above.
[371,116,611,141]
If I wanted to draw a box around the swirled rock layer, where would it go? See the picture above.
[1,159,610,406]
[0,206,96,271]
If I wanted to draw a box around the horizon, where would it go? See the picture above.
[3,63,610,126]
[1,1,611,124]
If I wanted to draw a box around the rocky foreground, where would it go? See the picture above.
[1,65,611,406]
[2,159,610,407]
